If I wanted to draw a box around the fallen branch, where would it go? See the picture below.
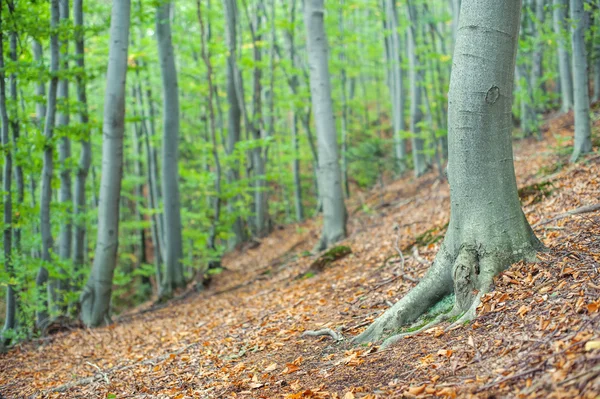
[533,203,600,228]
[301,328,343,341]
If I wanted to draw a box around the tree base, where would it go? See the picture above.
[354,226,543,345]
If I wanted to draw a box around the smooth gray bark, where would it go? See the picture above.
[356,0,542,345]
[223,0,245,247]
[156,0,185,295]
[553,0,574,112]
[80,0,131,327]
[530,0,545,124]
[38,0,60,330]
[304,0,347,250]
[285,0,304,222]
[197,0,222,269]
[570,0,592,162]
[385,0,407,173]
[73,0,92,272]
[407,3,427,177]
[9,30,23,255]
[52,0,72,312]
[0,4,16,341]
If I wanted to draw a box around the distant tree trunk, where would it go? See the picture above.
[304,0,347,250]
[553,0,574,112]
[339,5,350,198]
[356,0,542,345]
[407,2,427,177]
[531,0,545,126]
[384,0,407,174]
[38,0,60,330]
[52,0,72,312]
[80,0,131,327]
[197,0,222,270]
[223,0,245,247]
[8,27,23,256]
[285,0,304,222]
[0,2,16,342]
[156,0,185,296]
[73,0,92,274]
[570,0,592,162]
[451,0,461,45]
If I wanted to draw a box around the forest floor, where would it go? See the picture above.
[2,113,600,399]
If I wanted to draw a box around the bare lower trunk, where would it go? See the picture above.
[356,0,542,345]
[80,0,130,327]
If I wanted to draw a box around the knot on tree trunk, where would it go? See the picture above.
[452,245,480,312]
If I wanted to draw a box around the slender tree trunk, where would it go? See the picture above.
[0,1,16,342]
[223,0,245,247]
[407,3,427,177]
[304,0,347,250]
[197,0,222,270]
[385,0,407,173]
[73,0,92,274]
[52,0,72,312]
[284,0,304,222]
[553,0,574,112]
[531,0,545,127]
[8,29,23,256]
[570,0,592,162]
[156,0,185,296]
[356,0,542,345]
[38,0,60,330]
[80,0,131,327]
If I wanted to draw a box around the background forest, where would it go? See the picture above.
[0,0,598,350]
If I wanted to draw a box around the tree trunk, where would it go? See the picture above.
[304,0,347,250]
[38,0,60,330]
[0,2,16,342]
[530,0,545,127]
[73,0,92,274]
[356,0,542,345]
[156,0,185,296]
[80,0,130,327]
[385,0,407,173]
[407,2,427,177]
[570,0,592,162]
[223,0,245,248]
[52,0,72,313]
[553,0,574,112]
[197,0,222,270]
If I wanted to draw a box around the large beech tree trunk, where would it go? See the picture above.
[80,0,130,327]
[304,0,347,250]
[355,0,542,345]
[156,0,185,296]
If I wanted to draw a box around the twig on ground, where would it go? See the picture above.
[411,246,429,266]
[85,361,109,384]
[393,223,405,271]
[533,203,600,228]
[301,328,343,341]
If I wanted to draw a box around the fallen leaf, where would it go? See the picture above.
[585,341,600,351]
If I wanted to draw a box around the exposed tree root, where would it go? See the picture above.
[354,226,542,346]
[301,328,343,341]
